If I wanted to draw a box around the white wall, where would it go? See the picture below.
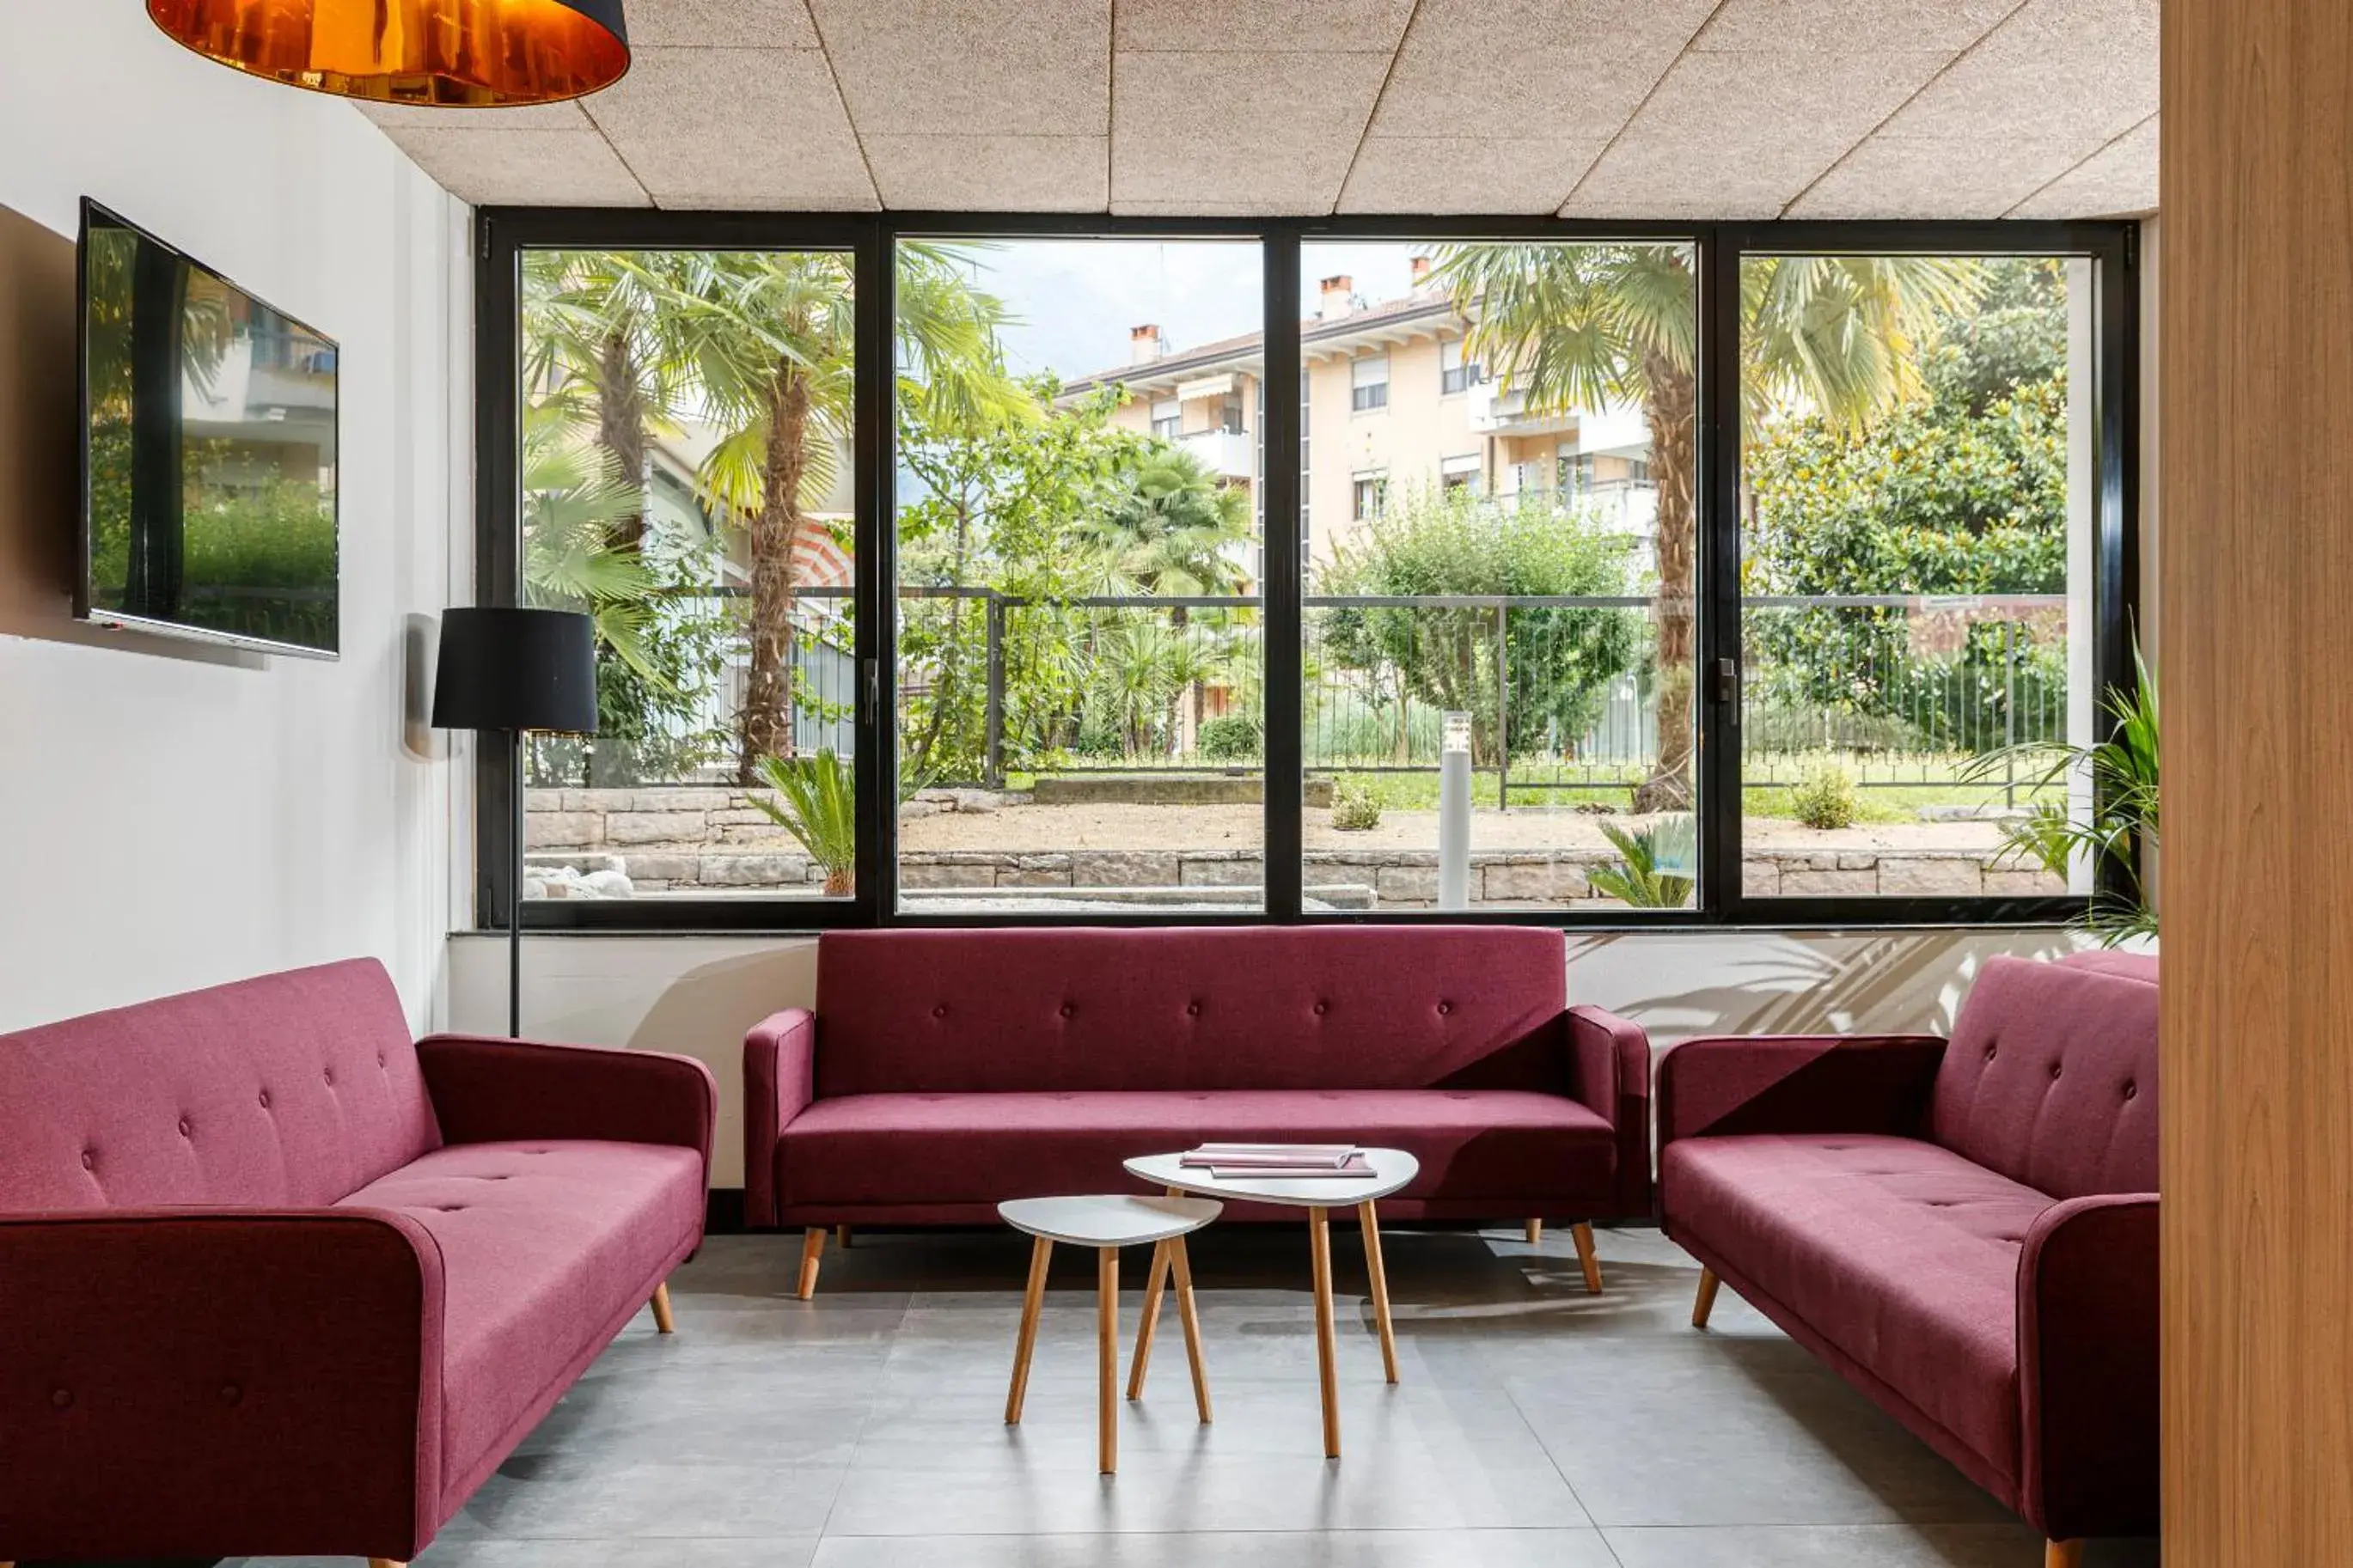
[0,10,467,1033]
[449,927,2093,1188]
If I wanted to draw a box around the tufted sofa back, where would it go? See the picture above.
[0,959,440,1211]
[1928,951,2158,1199]
[813,925,1569,1097]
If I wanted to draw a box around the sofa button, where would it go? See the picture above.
[80,1150,95,1170]
[1059,1004,1074,1019]
[2050,1063,2064,1080]
[324,1068,336,1085]
[1983,1045,1997,1062]
[178,1118,192,1138]
[51,1388,72,1408]
[932,1004,946,1019]
[1436,1001,1452,1016]
[258,1089,272,1109]
[1313,1001,1329,1016]
[1186,1003,1201,1016]
[2124,1082,2138,1100]
[221,1383,242,1406]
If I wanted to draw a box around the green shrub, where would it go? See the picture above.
[1789,765,1859,830]
[1197,712,1261,760]
[1329,779,1383,832]
[1587,818,1696,908]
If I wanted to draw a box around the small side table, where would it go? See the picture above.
[1123,1149,1420,1459]
[997,1193,1222,1474]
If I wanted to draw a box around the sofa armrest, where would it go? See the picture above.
[416,1034,717,1179]
[743,1007,817,1229]
[2018,1193,2160,1541]
[1566,1004,1654,1217]
[0,1208,443,1563]
[1656,1033,1949,1144]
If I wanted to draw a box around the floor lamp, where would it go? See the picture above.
[432,607,598,1038]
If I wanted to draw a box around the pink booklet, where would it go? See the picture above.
[1182,1142,1366,1171]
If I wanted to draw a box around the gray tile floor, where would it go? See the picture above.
[238,1226,2159,1567]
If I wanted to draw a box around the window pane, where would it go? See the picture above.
[1301,241,1698,913]
[1737,254,2097,902]
[516,248,858,905]
[893,237,1265,915]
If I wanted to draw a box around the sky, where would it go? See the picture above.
[944,239,1436,383]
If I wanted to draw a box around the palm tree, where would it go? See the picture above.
[629,245,1024,783]
[1082,444,1253,613]
[1434,246,1979,810]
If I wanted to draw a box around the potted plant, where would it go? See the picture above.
[752,749,857,896]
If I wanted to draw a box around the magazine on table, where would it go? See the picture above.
[1181,1142,1374,1178]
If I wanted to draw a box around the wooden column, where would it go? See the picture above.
[2163,2,2353,1560]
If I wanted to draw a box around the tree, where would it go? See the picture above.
[1435,244,1980,808]
[628,244,1024,783]
[1319,486,1639,766]
[1082,443,1253,607]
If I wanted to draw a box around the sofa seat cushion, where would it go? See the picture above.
[776,1089,1613,1208]
[338,1140,705,1498]
[1662,1132,2051,1473]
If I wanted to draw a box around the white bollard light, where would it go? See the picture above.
[1439,711,1473,911]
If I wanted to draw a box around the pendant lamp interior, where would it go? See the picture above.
[147,0,629,107]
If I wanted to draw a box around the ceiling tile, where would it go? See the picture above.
[583,47,876,209]
[1879,0,2157,147]
[1115,0,1415,53]
[627,0,819,48]
[1338,137,1609,214]
[381,128,650,205]
[865,134,1108,210]
[1693,0,2019,54]
[1564,49,1953,218]
[2009,116,2157,217]
[807,0,1109,136]
[358,100,591,131]
[1367,0,1718,143]
[1787,133,2089,218]
[1113,49,1390,210]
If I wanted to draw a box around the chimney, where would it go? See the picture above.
[1318,274,1355,322]
[1130,324,1164,363]
[1409,255,1433,290]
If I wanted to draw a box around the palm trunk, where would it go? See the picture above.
[739,357,809,784]
[596,326,647,553]
[1633,351,1697,814]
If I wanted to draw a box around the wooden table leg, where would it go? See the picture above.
[1097,1246,1120,1474]
[1005,1235,1051,1425]
[1358,1199,1398,1384]
[1309,1205,1341,1459]
[1170,1232,1212,1424]
[1128,1238,1170,1400]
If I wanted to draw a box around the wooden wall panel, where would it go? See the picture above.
[2162,2,2353,1563]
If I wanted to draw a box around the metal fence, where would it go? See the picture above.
[560,584,2072,805]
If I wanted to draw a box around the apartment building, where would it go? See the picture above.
[1060,260,1658,584]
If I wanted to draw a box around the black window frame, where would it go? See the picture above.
[474,210,2137,935]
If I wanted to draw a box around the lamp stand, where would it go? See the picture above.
[509,726,525,1039]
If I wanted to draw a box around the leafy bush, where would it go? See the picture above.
[1587,819,1695,908]
[1329,779,1383,832]
[1198,712,1260,760]
[1789,765,1860,830]
[751,750,857,894]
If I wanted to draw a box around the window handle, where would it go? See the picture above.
[1714,656,1740,714]
[865,659,879,714]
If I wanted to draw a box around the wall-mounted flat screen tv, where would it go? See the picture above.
[77,199,339,657]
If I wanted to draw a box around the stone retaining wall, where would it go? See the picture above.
[526,788,2063,906]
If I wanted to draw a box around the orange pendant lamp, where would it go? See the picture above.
[148,0,629,107]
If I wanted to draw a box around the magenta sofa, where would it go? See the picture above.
[1658,952,2158,1562]
[746,926,1650,1295]
[0,959,716,1566]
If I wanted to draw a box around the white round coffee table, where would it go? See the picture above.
[997,1194,1222,1475]
[1122,1149,1419,1459]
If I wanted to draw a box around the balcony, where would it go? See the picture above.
[1177,426,1254,479]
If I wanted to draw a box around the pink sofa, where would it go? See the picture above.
[1658,952,2158,1564]
[746,926,1650,1296]
[0,959,716,1566]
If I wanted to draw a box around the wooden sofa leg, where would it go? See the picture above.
[836,1223,853,1248]
[369,1559,408,1567]
[1525,1217,1543,1246]
[649,1280,676,1334]
[1569,1222,1604,1295]
[1692,1266,1721,1328]
[798,1225,826,1300]
[2044,1541,2082,1568]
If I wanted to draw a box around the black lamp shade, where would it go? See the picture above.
[432,607,598,735]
